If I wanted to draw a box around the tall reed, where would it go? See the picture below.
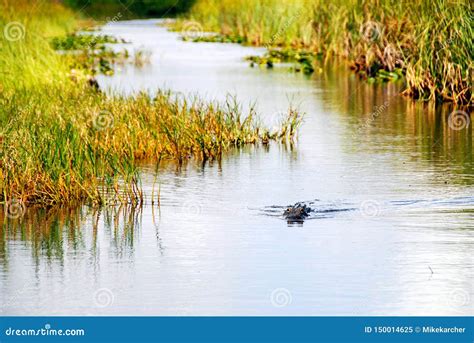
[0,1,302,208]
[181,0,473,105]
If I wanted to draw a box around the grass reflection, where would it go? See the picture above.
[0,204,148,267]
[319,67,473,181]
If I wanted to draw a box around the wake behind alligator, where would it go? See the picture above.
[259,196,474,225]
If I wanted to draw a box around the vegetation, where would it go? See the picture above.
[0,1,301,208]
[246,49,321,74]
[51,33,132,75]
[51,33,124,50]
[177,0,473,105]
[182,33,245,44]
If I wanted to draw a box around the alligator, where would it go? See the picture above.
[259,199,356,224]
[283,203,312,222]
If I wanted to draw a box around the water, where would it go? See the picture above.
[1,19,472,316]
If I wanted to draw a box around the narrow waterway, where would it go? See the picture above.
[0,19,472,316]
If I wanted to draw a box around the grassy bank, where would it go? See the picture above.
[179,0,473,106]
[0,1,300,208]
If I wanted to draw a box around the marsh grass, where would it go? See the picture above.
[177,0,473,105]
[0,1,302,208]
[0,85,300,207]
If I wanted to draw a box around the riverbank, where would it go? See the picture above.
[177,0,473,106]
[0,2,300,208]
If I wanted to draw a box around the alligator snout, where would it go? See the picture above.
[283,203,312,222]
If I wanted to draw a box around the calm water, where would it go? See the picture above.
[1,19,473,316]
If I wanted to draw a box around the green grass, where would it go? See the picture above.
[50,33,124,50]
[0,1,302,208]
[177,0,473,105]
[51,33,134,76]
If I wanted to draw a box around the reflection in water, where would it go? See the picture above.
[0,20,472,316]
[1,180,473,316]
[3,194,473,261]
[321,69,472,180]
[0,207,83,266]
[0,205,148,264]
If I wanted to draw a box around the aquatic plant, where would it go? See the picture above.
[0,0,302,208]
[133,49,152,67]
[246,48,322,74]
[182,33,245,44]
[51,33,124,50]
[177,0,473,105]
[50,33,134,75]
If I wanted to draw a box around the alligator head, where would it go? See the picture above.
[283,203,312,223]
